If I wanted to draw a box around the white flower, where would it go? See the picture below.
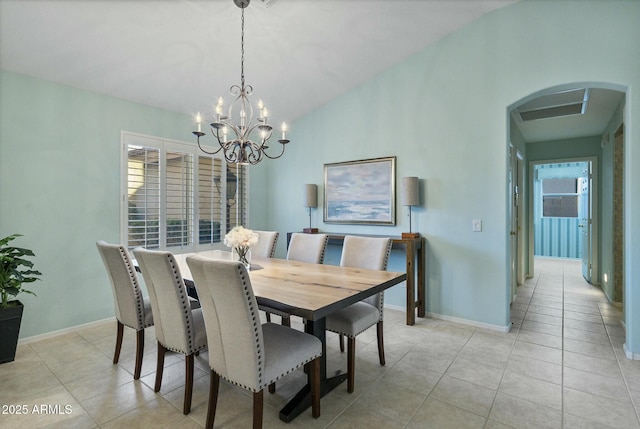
[224,226,259,249]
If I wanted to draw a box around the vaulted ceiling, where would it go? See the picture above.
[0,0,515,121]
[1,0,622,143]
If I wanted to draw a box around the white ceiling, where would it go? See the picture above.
[0,0,622,143]
[0,0,514,121]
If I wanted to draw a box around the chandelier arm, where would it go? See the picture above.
[261,142,287,160]
[246,145,263,165]
[212,126,237,151]
[193,133,224,155]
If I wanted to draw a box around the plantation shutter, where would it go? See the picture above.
[165,151,194,248]
[122,132,248,251]
[198,156,223,245]
[127,146,161,248]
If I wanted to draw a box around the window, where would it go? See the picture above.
[542,178,578,218]
[122,132,247,251]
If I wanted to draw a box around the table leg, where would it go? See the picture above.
[278,318,348,422]
[405,241,416,325]
[417,238,426,318]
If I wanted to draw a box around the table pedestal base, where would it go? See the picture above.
[279,372,347,422]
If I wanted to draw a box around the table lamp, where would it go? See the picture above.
[303,184,318,233]
[401,177,420,239]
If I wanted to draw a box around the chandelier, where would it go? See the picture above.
[193,0,289,165]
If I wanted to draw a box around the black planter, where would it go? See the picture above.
[0,300,24,364]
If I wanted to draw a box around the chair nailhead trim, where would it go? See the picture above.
[119,246,146,329]
[167,254,197,353]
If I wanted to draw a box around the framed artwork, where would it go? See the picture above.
[323,156,396,225]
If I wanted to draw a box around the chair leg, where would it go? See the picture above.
[282,315,291,327]
[310,357,321,418]
[205,371,220,429]
[184,354,194,414]
[268,383,276,393]
[134,329,145,380]
[113,321,124,364]
[265,312,272,323]
[154,342,166,392]
[376,321,385,366]
[347,337,356,393]
[339,334,344,352]
[253,390,264,429]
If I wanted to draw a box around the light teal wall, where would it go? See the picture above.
[0,70,269,339]
[2,0,640,354]
[0,71,197,337]
[263,0,640,340]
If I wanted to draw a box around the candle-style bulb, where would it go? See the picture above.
[196,112,202,132]
[281,122,287,140]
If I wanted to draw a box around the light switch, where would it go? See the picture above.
[473,219,482,232]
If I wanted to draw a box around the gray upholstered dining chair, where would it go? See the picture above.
[186,256,322,429]
[251,230,279,259]
[286,232,328,264]
[96,241,153,380]
[264,233,329,326]
[325,235,392,393]
[132,248,208,415]
[252,230,280,323]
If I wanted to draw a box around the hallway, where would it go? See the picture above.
[509,257,639,428]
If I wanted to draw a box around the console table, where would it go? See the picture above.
[287,232,426,325]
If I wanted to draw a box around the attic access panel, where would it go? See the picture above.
[517,88,589,122]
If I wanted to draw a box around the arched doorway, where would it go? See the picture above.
[507,82,626,326]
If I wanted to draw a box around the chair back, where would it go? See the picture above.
[133,248,201,354]
[187,256,265,390]
[340,236,392,311]
[251,230,279,259]
[96,241,150,330]
[287,233,328,264]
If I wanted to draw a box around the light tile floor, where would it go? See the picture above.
[2,257,640,428]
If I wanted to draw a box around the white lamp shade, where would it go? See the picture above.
[304,184,317,208]
[401,177,419,206]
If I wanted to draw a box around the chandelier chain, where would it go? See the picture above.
[240,7,245,89]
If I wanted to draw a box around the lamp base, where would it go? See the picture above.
[303,228,319,234]
[401,232,420,239]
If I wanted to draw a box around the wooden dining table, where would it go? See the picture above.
[170,250,407,422]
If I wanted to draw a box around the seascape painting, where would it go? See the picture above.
[323,157,395,225]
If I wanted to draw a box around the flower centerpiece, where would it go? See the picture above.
[224,226,259,269]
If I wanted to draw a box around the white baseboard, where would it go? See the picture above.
[426,311,511,332]
[623,343,640,360]
[384,303,510,332]
[18,317,115,345]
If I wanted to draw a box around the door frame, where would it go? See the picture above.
[527,157,599,283]
[509,144,525,303]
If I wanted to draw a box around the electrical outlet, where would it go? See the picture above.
[473,219,482,232]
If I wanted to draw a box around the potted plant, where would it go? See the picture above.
[0,234,42,363]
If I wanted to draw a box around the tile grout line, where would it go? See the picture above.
[560,260,565,429]
[482,262,540,429]
[601,295,640,426]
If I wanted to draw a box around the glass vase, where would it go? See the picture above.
[233,246,251,270]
